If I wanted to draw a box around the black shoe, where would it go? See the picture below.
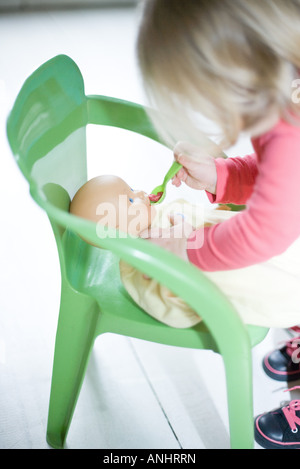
[262,336,300,382]
[255,394,300,449]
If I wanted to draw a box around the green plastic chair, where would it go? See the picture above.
[6,55,268,449]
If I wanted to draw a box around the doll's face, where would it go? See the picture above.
[70,175,156,237]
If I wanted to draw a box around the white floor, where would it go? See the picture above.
[0,6,299,450]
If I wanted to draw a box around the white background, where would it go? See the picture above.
[0,4,298,449]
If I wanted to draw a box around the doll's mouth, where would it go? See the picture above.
[148,192,163,203]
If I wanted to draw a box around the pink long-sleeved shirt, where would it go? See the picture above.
[187,119,300,271]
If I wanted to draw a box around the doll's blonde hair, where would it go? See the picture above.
[137,0,300,149]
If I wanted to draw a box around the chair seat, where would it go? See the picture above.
[63,230,268,351]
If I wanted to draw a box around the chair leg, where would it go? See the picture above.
[223,352,254,449]
[46,280,99,449]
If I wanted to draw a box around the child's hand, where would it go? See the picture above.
[139,214,194,262]
[172,141,217,194]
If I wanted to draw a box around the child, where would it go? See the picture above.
[137,0,300,448]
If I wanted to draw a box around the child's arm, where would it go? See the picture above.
[173,141,258,205]
[187,122,300,271]
[147,121,300,272]
[206,153,259,206]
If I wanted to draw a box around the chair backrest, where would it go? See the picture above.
[7,55,88,199]
[7,55,255,361]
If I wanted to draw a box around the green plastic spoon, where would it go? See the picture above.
[149,161,183,205]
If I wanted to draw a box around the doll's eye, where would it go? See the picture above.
[130,188,134,191]
[129,198,134,203]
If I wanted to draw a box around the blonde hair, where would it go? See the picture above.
[137,0,300,149]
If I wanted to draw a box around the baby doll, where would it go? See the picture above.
[70,174,203,327]
[70,175,300,329]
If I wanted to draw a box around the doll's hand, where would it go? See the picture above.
[139,214,194,262]
[172,141,217,194]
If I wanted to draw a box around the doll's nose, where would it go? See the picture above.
[135,190,150,204]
